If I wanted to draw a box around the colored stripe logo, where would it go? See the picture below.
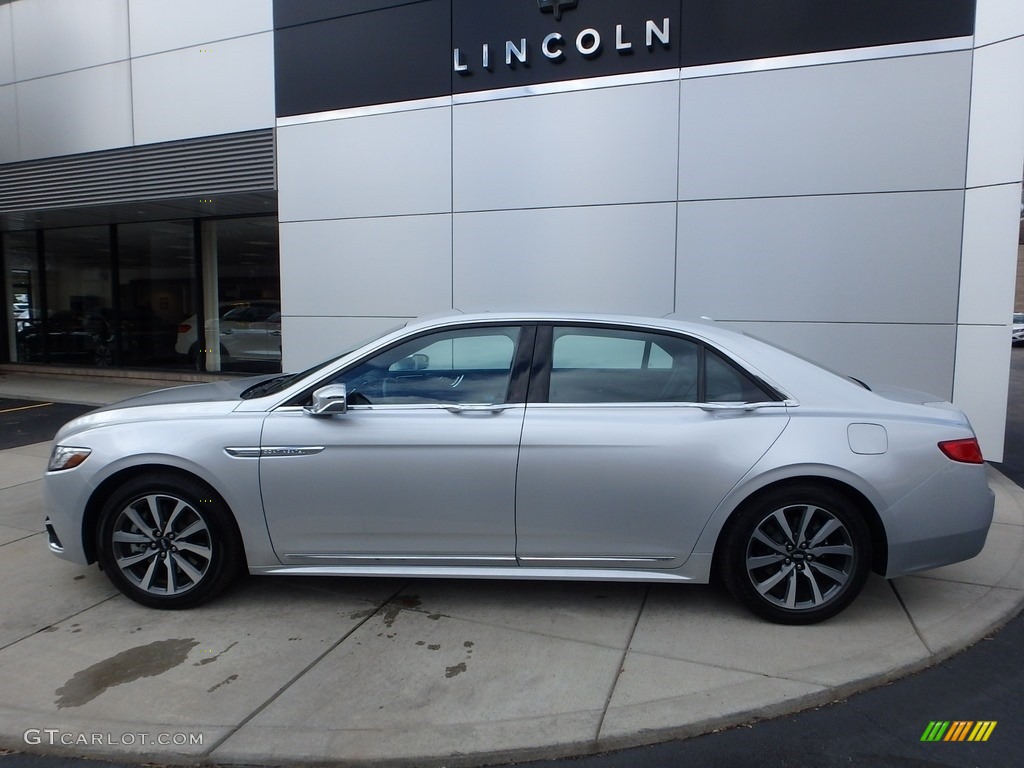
[921,721,997,742]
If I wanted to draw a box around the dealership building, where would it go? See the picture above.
[1,0,1022,459]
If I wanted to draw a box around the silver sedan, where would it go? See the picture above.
[43,313,994,624]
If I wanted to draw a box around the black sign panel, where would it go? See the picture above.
[274,0,451,117]
[680,0,977,67]
[273,0,976,117]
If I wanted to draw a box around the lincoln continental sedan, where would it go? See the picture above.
[43,312,994,624]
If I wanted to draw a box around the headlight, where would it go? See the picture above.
[48,446,92,472]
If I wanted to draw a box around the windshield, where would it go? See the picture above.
[239,321,409,399]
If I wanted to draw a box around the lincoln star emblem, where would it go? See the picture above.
[538,0,578,22]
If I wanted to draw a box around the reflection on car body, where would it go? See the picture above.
[44,312,994,624]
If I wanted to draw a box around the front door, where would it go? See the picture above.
[260,324,530,566]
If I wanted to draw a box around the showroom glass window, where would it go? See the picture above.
[42,227,115,366]
[3,231,41,364]
[197,217,281,374]
[118,222,196,369]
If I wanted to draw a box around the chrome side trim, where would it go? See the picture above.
[261,446,325,457]
[518,556,675,564]
[251,565,700,582]
[283,554,518,562]
[224,447,261,458]
[225,446,325,458]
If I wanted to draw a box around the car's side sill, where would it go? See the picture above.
[249,564,702,582]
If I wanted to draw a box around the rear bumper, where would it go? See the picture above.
[883,464,995,578]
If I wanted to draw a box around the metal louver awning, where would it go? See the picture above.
[0,130,276,218]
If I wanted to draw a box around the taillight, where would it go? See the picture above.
[177,324,192,333]
[938,438,984,464]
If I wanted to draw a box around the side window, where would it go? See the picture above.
[705,348,772,403]
[334,326,520,405]
[549,327,698,403]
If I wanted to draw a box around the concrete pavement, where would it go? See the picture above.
[0,370,1022,767]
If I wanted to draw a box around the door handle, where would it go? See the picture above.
[442,403,515,414]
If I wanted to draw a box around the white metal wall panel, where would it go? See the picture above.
[0,4,14,85]
[131,32,275,145]
[282,315,411,372]
[722,321,957,400]
[958,183,1021,326]
[678,51,972,200]
[966,36,1024,189]
[975,0,1024,46]
[12,0,129,81]
[128,0,273,56]
[453,203,676,315]
[278,108,452,223]
[953,324,1012,461]
[453,81,679,212]
[280,216,453,317]
[0,85,17,163]
[16,62,133,161]
[675,191,964,324]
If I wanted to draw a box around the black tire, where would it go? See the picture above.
[718,484,871,625]
[96,472,243,609]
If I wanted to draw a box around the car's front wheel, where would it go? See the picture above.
[719,485,871,624]
[96,473,242,609]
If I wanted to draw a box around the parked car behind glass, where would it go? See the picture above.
[175,300,281,365]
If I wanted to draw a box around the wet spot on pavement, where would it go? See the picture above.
[55,638,198,708]
[445,662,467,678]
[207,674,239,693]
[193,641,238,666]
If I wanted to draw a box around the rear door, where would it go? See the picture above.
[515,324,790,568]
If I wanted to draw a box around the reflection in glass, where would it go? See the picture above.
[4,232,41,363]
[36,227,114,365]
[193,217,281,373]
[3,216,281,372]
[118,222,196,368]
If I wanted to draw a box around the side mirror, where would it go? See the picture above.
[304,384,349,416]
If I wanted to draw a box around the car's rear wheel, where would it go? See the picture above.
[96,473,242,609]
[719,485,871,624]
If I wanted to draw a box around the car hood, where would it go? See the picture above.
[52,376,272,443]
[90,377,268,411]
